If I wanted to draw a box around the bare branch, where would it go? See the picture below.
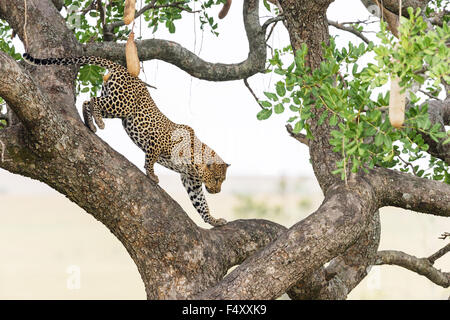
[243,78,264,109]
[376,250,450,288]
[439,232,450,240]
[262,15,285,32]
[0,52,61,145]
[104,1,200,40]
[285,124,309,146]
[428,243,450,264]
[288,210,381,300]
[84,0,266,81]
[196,178,378,299]
[328,20,370,44]
[374,167,450,217]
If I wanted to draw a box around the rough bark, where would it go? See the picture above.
[83,0,266,81]
[376,250,450,288]
[0,0,448,300]
[0,0,283,299]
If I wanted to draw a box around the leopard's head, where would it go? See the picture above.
[201,162,230,194]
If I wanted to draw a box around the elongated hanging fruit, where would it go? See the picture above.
[388,76,406,128]
[126,32,140,77]
[123,0,136,25]
[218,0,232,19]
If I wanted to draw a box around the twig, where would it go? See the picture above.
[81,0,97,15]
[397,154,416,174]
[439,232,450,240]
[419,89,439,100]
[340,19,378,26]
[328,20,370,44]
[97,0,106,30]
[428,243,450,264]
[266,20,278,42]
[243,78,264,109]
[286,124,309,146]
[106,1,198,31]
[262,15,284,32]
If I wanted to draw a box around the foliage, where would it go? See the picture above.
[258,7,450,183]
[62,0,226,95]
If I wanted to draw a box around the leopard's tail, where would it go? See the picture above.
[22,53,122,70]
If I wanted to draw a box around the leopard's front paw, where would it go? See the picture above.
[210,218,227,227]
[148,172,159,184]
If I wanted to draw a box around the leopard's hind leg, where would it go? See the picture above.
[181,174,227,227]
[144,143,161,184]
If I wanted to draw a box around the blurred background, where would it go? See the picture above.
[0,0,449,299]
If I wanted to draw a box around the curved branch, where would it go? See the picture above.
[376,250,450,288]
[196,177,379,300]
[83,0,266,81]
[0,52,62,147]
[0,1,304,299]
[374,167,450,217]
[287,210,381,300]
[285,124,309,146]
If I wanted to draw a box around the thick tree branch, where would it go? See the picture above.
[0,0,82,120]
[0,52,62,148]
[84,0,266,81]
[287,210,381,300]
[51,0,64,11]
[0,1,301,299]
[196,177,379,300]
[373,167,450,217]
[376,250,450,288]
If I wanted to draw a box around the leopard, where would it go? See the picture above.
[23,53,229,227]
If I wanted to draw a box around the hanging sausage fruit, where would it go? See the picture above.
[126,31,140,77]
[123,0,136,25]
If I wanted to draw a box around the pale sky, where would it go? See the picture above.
[77,0,373,178]
[1,0,375,186]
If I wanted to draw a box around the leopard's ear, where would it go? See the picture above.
[226,163,231,167]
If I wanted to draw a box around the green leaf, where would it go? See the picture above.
[274,103,285,114]
[257,109,272,120]
[264,92,278,101]
[329,114,338,126]
[293,120,303,133]
[375,133,384,147]
[276,82,286,97]
[259,101,272,108]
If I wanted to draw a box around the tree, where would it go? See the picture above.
[0,0,449,299]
